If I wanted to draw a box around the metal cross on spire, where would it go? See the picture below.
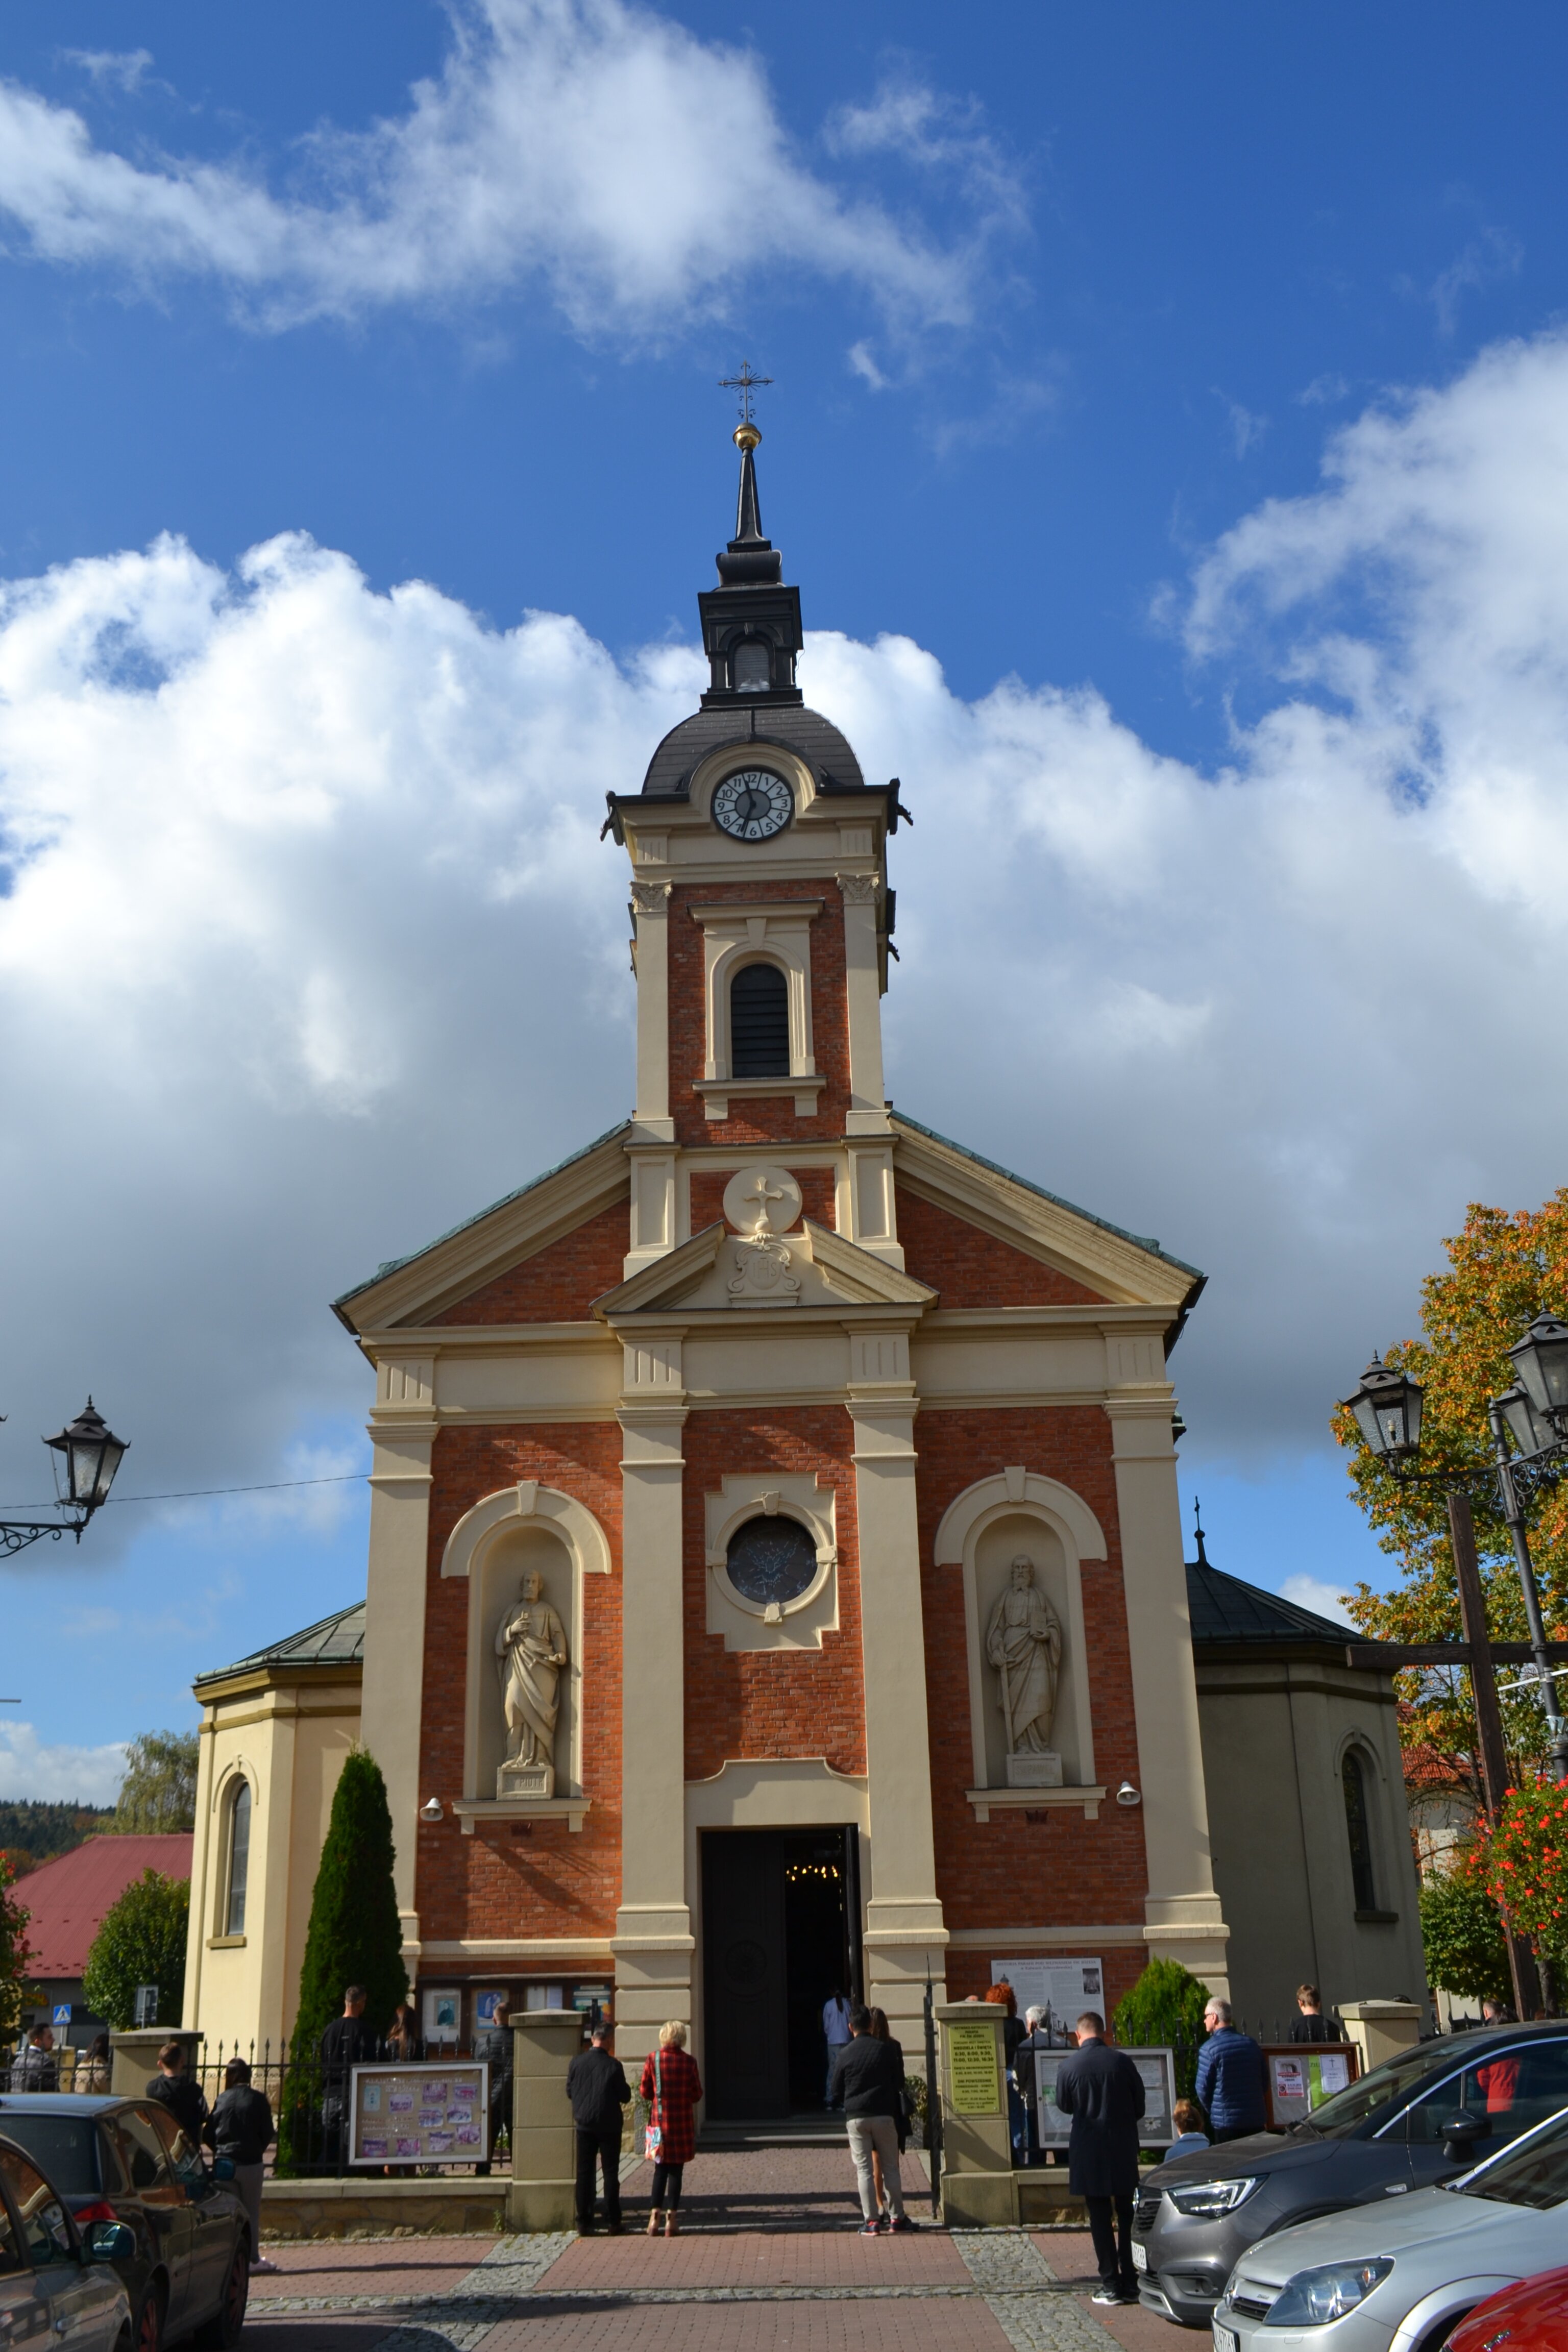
[719,360,772,427]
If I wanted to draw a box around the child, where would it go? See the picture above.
[1167,2098,1210,2159]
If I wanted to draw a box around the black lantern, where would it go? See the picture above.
[1498,1384,1557,1461]
[45,1399,129,1512]
[1509,1313,1568,1437]
[1343,1354,1424,1460]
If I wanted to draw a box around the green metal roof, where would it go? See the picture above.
[197,1599,365,1685]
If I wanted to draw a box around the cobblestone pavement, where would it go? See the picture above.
[243,2152,1173,2352]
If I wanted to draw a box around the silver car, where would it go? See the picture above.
[1212,2100,1568,2352]
[0,2132,134,2352]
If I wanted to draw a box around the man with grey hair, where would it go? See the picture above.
[1195,1997,1266,2142]
[1013,2003,1054,2167]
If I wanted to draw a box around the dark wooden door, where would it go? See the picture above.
[701,1831,790,2118]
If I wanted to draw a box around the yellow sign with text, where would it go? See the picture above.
[947,2022,1001,2115]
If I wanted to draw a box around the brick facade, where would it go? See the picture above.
[431,1194,629,1324]
[682,1408,865,1781]
[668,879,850,1148]
[897,1187,1108,1307]
[416,1422,624,1948]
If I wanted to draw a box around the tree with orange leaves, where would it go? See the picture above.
[1336,1190,1568,1793]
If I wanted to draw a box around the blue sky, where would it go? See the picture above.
[3,0,1567,1796]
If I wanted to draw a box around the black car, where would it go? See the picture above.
[0,2097,250,2352]
[1132,2021,1568,2328]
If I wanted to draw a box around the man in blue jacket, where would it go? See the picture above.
[1194,1999,1267,2142]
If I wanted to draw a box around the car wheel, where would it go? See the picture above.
[1419,2315,1474,2352]
[192,2241,250,2351]
[133,2283,165,2352]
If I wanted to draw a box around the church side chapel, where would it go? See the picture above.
[184,411,1239,2112]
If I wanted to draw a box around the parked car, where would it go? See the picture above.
[1448,2261,1568,2351]
[1132,2022,1568,2327]
[0,2097,250,2352]
[0,2127,135,2352]
[1211,2096,1568,2351]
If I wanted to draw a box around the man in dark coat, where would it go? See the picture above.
[318,1986,379,2168]
[144,2041,209,2148]
[1195,1998,1267,2141]
[1053,2010,1145,2306]
[566,2024,630,2234]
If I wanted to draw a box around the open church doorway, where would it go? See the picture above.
[700,1826,862,2119]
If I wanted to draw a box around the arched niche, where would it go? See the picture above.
[441,1482,611,1804]
[933,1471,1106,1792]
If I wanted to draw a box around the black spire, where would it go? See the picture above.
[698,422,802,707]
[1191,1496,1210,1567]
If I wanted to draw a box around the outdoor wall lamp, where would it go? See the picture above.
[1115,1781,1142,1807]
[1,1396,128,1558]
[1341,1323,1568,1783]
[420,1797,445,1822]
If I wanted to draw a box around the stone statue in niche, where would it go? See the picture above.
[986,1554,1064,1788]
[495,1570,568,1800]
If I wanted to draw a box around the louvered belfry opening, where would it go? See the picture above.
[729,960,790,1077]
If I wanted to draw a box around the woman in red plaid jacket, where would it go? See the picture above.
[639,2020,703,2235]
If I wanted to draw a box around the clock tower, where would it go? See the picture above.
[338,422,1228,2116]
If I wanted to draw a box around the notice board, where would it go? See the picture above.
[349,2061,491,2166]
[1031,2047,1178,2146]
[1262,2043,1359,2128]
[947,2021,1002,2115]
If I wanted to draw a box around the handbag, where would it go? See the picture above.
[644,2049,664,2160]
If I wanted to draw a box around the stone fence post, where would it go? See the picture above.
[507,2009,583,2231]
[1339,1999,1422,2077]
[934,2002,1014,2226]
[109,2029,203,2098]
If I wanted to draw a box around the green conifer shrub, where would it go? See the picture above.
[1112,1956,1210,2100]
[276,1748,406,2173]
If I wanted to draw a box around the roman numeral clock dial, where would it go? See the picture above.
[713,768,793,841]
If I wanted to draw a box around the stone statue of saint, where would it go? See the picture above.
[495,1570,568,1796]
[986,1555,1063,1759]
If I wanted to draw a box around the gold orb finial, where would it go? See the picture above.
[733,421,761,453]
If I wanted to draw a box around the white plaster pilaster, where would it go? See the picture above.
[631,882,674,1143]
[360,1371,437,1962]
[839,873,891,1138]
[614,1344,693,2063]
[1105,1394,1230,1993]
[848,1344,947,2037]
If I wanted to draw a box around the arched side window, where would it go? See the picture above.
[1341,1749,1376,1912]
[731,639,771,692]
[729,962,789,1077]
[225,1778,252,1937]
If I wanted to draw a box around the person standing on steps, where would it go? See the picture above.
[822,1984,853,2106]
[831,2004,920,2236]
[1052,2011,1145,2307]
[567,2022,630,2236]
[1194,1999,1267,2142]
[640,2021,702,2237]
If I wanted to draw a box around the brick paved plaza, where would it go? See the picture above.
[245,2152,1172,2352]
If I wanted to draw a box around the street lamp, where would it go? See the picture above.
[1,1397,129,1558]
[1341,1343,1568,1783]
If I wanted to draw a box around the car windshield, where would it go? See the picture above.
[1298,2043,1465,2138]
[1454,2112,1568,2210]
[0,2115,101,2194]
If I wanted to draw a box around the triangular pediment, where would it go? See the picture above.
[592,1218,937,1320]
[891,1111,1204,1318]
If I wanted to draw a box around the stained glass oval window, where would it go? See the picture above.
[726,1515,819,1607]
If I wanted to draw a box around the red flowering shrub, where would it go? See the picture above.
[1485,1776,1568,1951]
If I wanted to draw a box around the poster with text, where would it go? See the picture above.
[349,2062,490,2167]
[991,1957,1104,2031]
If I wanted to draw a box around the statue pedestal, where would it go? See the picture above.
[1006,1750,1063,1788]
[498,1759,555,1801]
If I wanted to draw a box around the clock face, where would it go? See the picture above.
[713,768,793,842]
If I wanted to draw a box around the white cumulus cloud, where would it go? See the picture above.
[0,0,1001,336]
[0,1723,127,1806]
[1,330,1567,1558]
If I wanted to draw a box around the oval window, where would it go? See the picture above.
[725,1515,819,1608]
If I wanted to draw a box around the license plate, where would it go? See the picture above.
[1130,2239,1148,2273]
[1213,2326,1238,2352]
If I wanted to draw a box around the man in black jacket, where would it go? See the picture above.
[829,2008,919,2235]
[318,1987,379,2168]
[144,2041,209,2147]
[566,2024,630,2234]
[1053,2011,1145,2306]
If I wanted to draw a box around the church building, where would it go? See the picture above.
[184,425,1241,2107]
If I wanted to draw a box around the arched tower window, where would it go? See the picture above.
[225,1778,252,1937]
[1341,1750,1376,1912]
[729,961,789,1077]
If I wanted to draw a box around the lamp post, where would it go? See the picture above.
[0,1398,129,1557]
